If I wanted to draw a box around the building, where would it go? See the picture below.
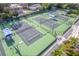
[28,4,42,11]
[3,28,13,41]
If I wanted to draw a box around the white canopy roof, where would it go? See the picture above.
[3,28,12,36]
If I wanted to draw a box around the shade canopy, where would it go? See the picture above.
[3,28,12,37]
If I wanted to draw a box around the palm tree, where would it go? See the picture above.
[52,49,62,56]
[70,37,77,44]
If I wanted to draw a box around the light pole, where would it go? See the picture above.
[10,41,23,56]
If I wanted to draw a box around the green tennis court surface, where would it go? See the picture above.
[0,12,76,56]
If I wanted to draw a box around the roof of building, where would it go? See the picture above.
[28,4,41,10]
[3,28,12,37]
[10,4,22,9]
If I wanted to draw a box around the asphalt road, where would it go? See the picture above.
[75,19,79,26]
[63,27,73,39]
[41,42,59,56]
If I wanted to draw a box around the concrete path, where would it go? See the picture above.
[0,40,6,56]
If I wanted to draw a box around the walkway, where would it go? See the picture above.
[0,40,6,56]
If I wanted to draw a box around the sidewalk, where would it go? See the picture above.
[0,40,6,56]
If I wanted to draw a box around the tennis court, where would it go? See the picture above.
[31,11,77,36]
[16,22,43,45]
[34,15,48,24]
[42,20,58,30]
[0,10,76,56]
[53,15,70,21]
[48,10,67,16]
[33,15,59,30]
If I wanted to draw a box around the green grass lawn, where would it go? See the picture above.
[54,23,70,35]
[0,12,76,56]
[0,13,55,56]
[54,17,76,35]
[25,13,76,36]
[1,29,55,55]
